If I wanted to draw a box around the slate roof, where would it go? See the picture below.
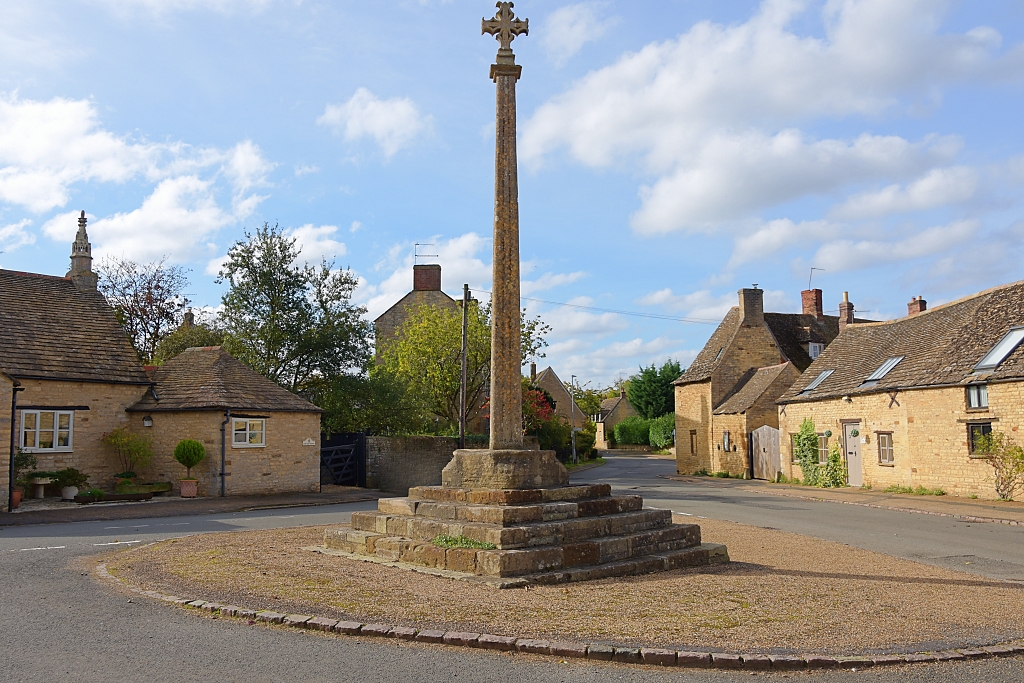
[714,363,792,415]
[128,347,320,413]
[673,306,853,387]
[0,270,150,384]
[780,280,1024,404]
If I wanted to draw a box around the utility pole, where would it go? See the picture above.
[460,283,470,450]
[570,374,578,466]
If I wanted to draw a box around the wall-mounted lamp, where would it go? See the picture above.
[142,415,153,427]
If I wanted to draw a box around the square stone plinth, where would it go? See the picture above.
[442,449,569,490]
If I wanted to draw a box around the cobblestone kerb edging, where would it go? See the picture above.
[96,562,1024,671]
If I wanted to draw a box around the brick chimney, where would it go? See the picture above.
[413,264,442,291]
[907,296,927,316]
[801,288,824,320]
[67,210,98,291]
[738,287,764,327]
[839,291,855,331]
[530,362,537,382]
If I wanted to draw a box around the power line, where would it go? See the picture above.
[472,289,720,325]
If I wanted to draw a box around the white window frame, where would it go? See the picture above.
[808,343,824,360]
[877,432,894,465]
[232,418,266,448]
[21,410,75,453]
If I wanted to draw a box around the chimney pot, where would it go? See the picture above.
[413,264,442,292]
[68,210,98,291]
[801,289,824,320]
[907,296,927,316]
[839,293,855,331]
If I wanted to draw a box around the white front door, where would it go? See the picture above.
[844,422,863,487]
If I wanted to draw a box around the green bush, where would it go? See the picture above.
[794,418,821,487]
[173,439,207,478]
[53,468,89,489]
[575,420,597,459]
[102,427,154,477]
[819,442,847,488]
[649,413,676,449]
[613,416,651,446]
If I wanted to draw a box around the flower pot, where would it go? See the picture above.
[179,479,199,498]
[61,486,79,501]
[11,489,22,509]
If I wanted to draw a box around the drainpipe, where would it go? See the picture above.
[8,380,25,512]
[220,409,231,497]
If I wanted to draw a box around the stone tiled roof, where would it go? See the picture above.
[714,363,792,415]
[673,307,743,385]
[0,269,150,384]
[128,347,320,413]
[780,280,1024,404]
[763,313,843,372]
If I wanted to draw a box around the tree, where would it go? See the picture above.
[794,418,821,486]
[975,431,1024,501]
[381,301,491,429]
[102,427,154,477]
[153,315,224,364]
[564,382,604,418]
[97,257,190,363]
[311,366,424,436]
[218,223,372,393]
[520,309,551,365]
[626,359,682,419]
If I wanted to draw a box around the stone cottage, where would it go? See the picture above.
[1,213,322,510]
[778,281,1024,499]
[594,390,639,450]
[674,287,867,477]
[128,347,321,497]
[530,364,585,428]
[373,264,458,359]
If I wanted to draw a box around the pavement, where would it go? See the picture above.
[2,453,1024,681]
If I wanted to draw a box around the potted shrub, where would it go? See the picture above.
[10,449,36,509]
[54,468,89,501]
[174,439,206,498]
[102,427,154,487]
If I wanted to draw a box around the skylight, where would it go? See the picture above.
[865,356,905,383]
[975,327,1024,371]
[801,369,834,393]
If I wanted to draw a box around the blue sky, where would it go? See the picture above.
[1,0,1023,387]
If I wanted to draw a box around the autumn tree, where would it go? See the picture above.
[97,257,190,363]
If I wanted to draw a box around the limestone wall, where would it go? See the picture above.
[367,435,458,494]
[710,324,783,408]
[710,413,749,475]
[780,382,1022,499]
[13,379,148,490]
[0,375,11,511]
[128,411,321,497]
[675,382,713,474]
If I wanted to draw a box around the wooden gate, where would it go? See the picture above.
[320,433,367,487]
[751,425,781,481]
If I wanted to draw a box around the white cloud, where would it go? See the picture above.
[539,296,629,338]
[638,287,791,319]
[349,220,363,233]
[223,140,274,216]
[522,270,587,295]
[287,224,347,264]
[728,219,839,268]
[91,0,275,15]
[811,219,980,272]
[541,3,617,67]
[318,88,428,159]
[829,166,979,220]
[90,176,234,263]
[522,0,1021,233]
[0,219,34,252]
[294,164,319,177]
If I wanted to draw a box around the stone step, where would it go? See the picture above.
[350,507,675,550]
[326,523,703,577]
[523,543,730,585]
[408,484,612,506]
[375,495,643,526]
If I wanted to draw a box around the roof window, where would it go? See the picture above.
[801,369,834,393]
[975,327,1024,372]
[864,356,905,383]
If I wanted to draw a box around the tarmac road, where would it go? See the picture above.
[1,459,1023,681]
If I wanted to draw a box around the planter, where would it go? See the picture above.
[29,477,52,499]
[114,477,136,490]
[75,492,155,504]
[61,486,79,501]
[11,489,22,509]
[179,479,199,498]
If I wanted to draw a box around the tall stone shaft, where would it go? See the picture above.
[489,63,523,451]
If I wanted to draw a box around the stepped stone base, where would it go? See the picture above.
[442,449,569,490]
[322,482,729,586]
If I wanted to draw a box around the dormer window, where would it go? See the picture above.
[975,327,1024,372]
[808,343,824,359]
[801,369,834,393]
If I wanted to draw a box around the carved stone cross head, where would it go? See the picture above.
[482,2,528,54]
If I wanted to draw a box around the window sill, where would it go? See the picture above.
[969,454,991,460]
[231,444,266,449]
[877,462,895,467]
[965,407,990,413]
[21,448,73,454]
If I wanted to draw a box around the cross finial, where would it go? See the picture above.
[483,2,528,63]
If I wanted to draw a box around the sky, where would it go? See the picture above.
[1,0,1023,388]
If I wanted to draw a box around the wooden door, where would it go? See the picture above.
[844,422,863,487]
[751,425,780,480]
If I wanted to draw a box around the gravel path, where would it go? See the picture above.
[106,517,1024,656]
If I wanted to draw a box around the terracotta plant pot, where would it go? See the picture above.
[179,479,199,498]
[11,489,22,509]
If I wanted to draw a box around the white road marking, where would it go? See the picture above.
[7,546,66,552]
[93,540,142,546]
